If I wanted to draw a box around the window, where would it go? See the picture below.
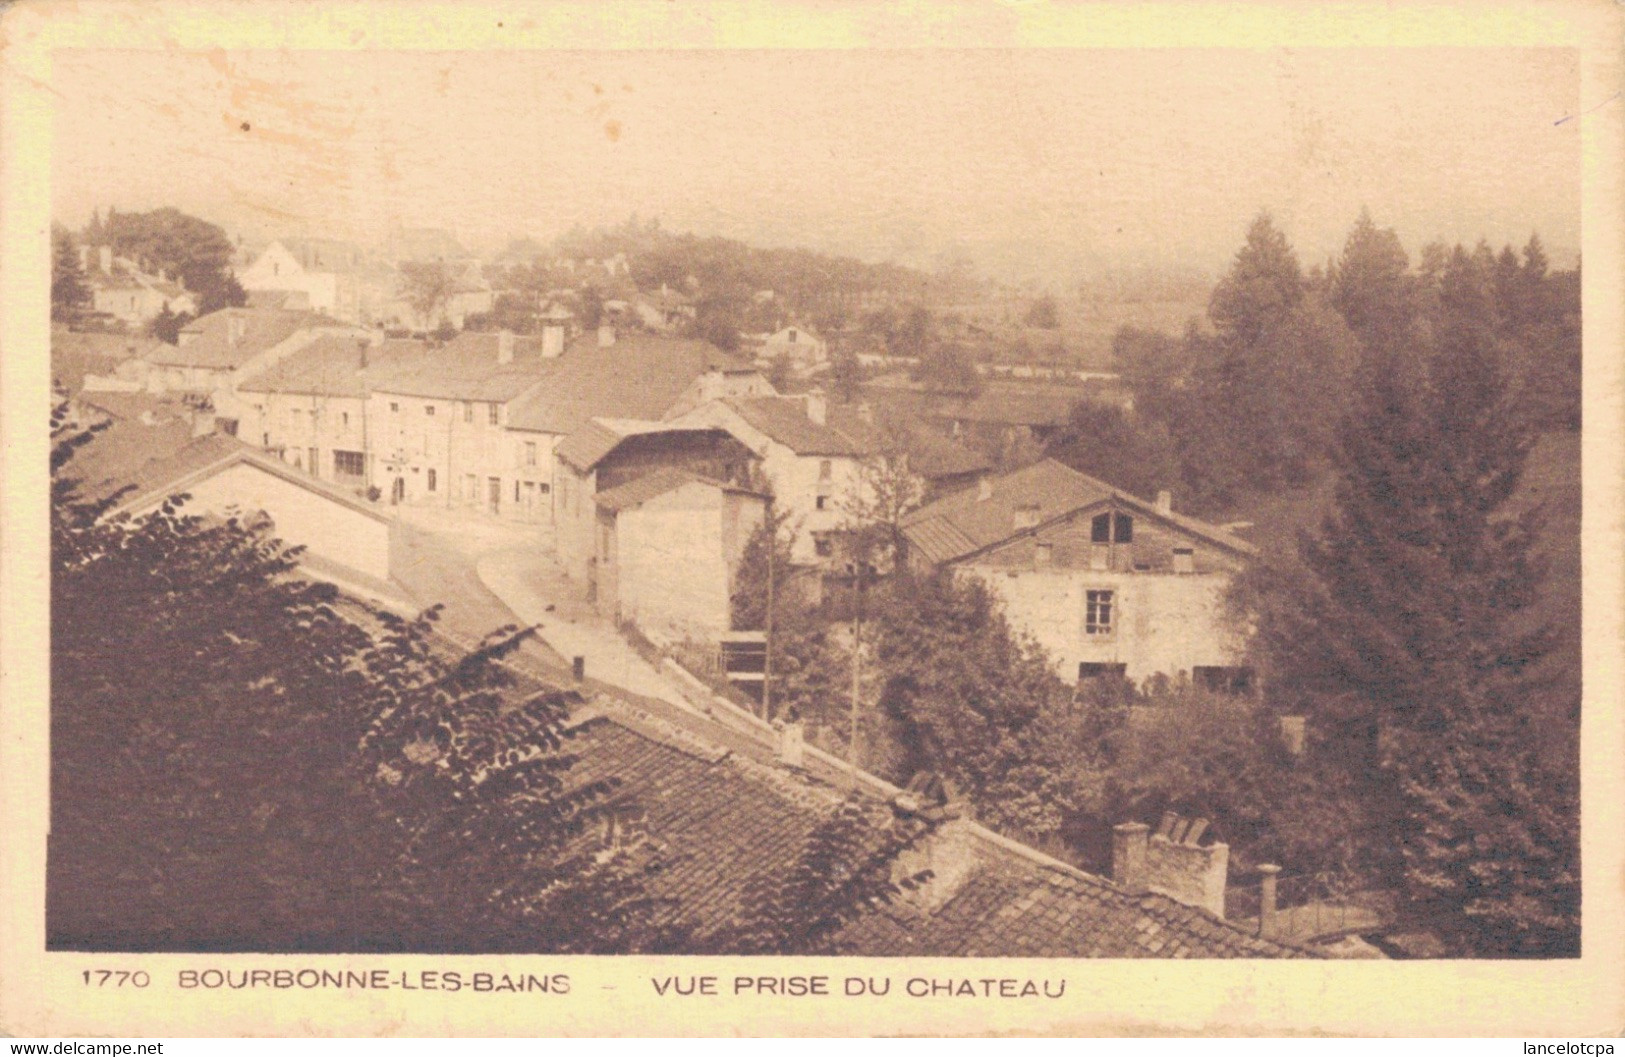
[425,404,436,417]
[525,442,537,467]
[341,412,350,427]
[427,469,437,492]
[1090,512,1134,543]
[1035,543,1053,567]
[390,401,400,413]
[463,401,473,424]
[1085,590,1115,636]
[540,482,551,494]
[218,418,239,437]
[1194,666,1255,695]
[818,459,832,481]
[334,450,366,477]
[1014,503,1041,530]
[488,403,500,426]
[1173,547,1195,574]
[515,480,522,503]
[307,447,318,473]
[814,535,834,558]
[1078,662,1128,682]
[815,495,829,510]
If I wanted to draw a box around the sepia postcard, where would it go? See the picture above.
[2,0,1623,1039]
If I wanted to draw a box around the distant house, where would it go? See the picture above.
[360,328,562,517]
[755,324,828,373]
[902,458,1257,686]
[631,285,696,332]
[75,423,394,586]
[503,327,773,499]
[590,468,769,646]
[138,307,363,431]
[864,374,1087,453]
[51,329,161,398]
[238,238,368,321]
[82,245,197,328]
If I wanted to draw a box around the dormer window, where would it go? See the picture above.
[1014,503,1041,530]
[1091,512,1133,543]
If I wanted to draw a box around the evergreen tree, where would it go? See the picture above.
[1242,266,1578,955]
[1330,208,1415,354]
[51,226,90,322]
[1208,211,1304,348]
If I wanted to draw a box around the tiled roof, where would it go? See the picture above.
[85,429,388,523]
[147,308,336,370]
[238,334,382,398]
[554,421,626,474]
[359,332,552,402]
[902,459,1110,565]
[727,397,867,456]
[866,379,1085,428]
[505,333,754,435]
[554,698,1306,957]
[825,403,991,481]
[52,332,160,395]
[902,458,1256,566]
[595,467,711,512]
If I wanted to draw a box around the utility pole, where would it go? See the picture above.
[762,514,775,723]
[848,549,863,788]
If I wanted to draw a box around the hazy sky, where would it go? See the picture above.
[52,47,1580,286]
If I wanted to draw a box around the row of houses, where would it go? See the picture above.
[63,298,1255,687]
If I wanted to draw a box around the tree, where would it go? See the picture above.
[1330,208,1415,355]
[1046,401,1181,503]
[100,207,245,314]
[828,346,865,404]
[1208,212,1304,348]
[399,261,458,332]
[718,795,936,954]
[49,412,675,953]
[1023,294,1060,329]
[147,304,190,345]
[1240,282,1578,955]
[51,225,90,322]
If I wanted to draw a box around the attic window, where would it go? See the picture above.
[1173,547,1195,574]
[425,405,436,416]
[1091,512,1133,543]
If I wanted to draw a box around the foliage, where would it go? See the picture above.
[48,412,674,953]
[719,796,936,954]
[1046,401,1182,502]
[95,207,246,314]
[399,261,459,331]
[52,225,90,321]
[1238,262,1579,955]
[1023,293,1060,329]
[147,304,190,345]
[828,345,866,403]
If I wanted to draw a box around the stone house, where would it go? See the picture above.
[360,329,560,516]
[82,246,198,328]
[589,468,769,646]
[902,458,1257,687]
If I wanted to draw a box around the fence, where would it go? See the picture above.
[1224,872,1390,943]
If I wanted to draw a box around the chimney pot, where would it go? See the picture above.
[1258,863,1282,937]
[1111,821,1150,895]
[775,720,805,768]
[804,390,827,426]
[597,323,616,348]
[1156,489,1173,515]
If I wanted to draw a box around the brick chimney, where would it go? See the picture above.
[1111,821,1150,895]
[1113,812,1231,917]
[775,719,805,769]
[497,329,515,364]
[597,323,616,348]
[541,320,566,358]
[890,781,979,914]
[804,390,827,426]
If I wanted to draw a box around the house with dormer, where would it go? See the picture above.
[902,458,1257,687]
